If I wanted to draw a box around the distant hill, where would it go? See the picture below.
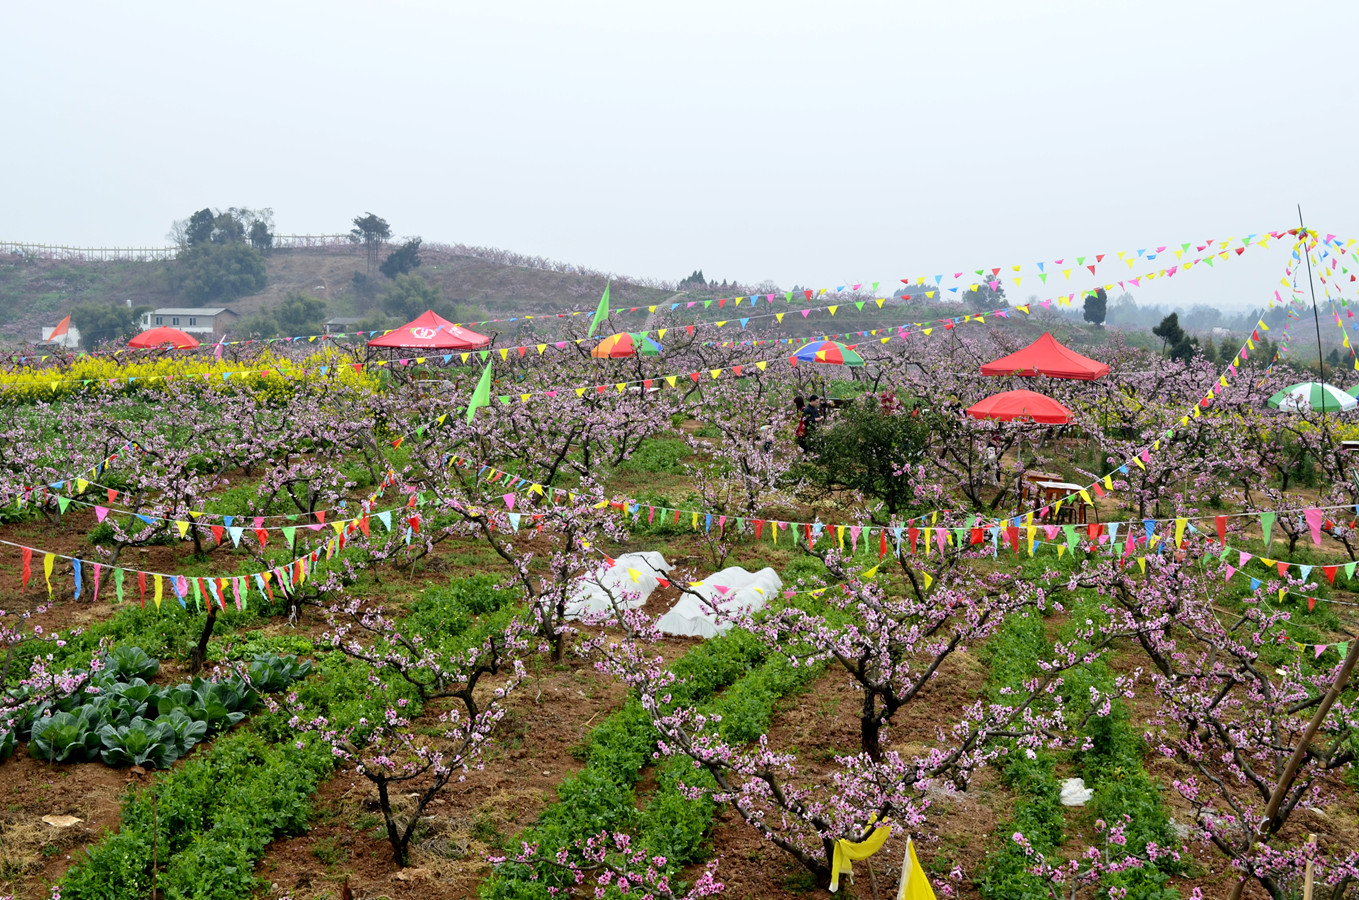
[0,240,1147,352]
[0,241,685,342]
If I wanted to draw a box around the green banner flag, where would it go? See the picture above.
[466,360,493,423]
[588,283,610,337]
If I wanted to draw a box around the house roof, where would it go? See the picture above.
[147,307,239,317]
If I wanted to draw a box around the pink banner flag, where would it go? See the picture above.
[1305,508,1325,546]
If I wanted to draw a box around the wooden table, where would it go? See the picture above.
[1036,480,1092,525]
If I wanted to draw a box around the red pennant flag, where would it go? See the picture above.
[1308,595,1317,612]
[1277,562,1289,577]
[138,571,147,607]
[880,529,888,558]
[316,510,326,525]
[753,519,765,539]
[21,548,31,590]
[1323,565,1338,584]
[211,525,224,544]
[255,528,268,546]
[1215,516,1227,544]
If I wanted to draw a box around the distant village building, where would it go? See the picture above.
[39,325,81,348]
[325,317,363,334]
[140,307,239,339]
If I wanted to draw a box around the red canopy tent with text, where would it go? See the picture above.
[366,310,490,351]
[979,332,1109,380]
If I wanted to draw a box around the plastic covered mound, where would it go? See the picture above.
[656,566,783,638]
[564,552,672,620]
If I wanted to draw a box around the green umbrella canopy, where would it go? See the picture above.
[1267,382,1357,412]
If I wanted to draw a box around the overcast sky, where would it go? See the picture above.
[4,1,1356,311]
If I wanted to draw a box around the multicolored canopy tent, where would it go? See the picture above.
[591,332,662,358]
[979,332,1110,380]
[1269,382,1357,413]
[965,389,1074,424]
[788,340,865,367]
[366,310,490,351]
[128,327,199,349]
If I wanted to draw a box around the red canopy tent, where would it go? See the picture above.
[366,310,490,351]
[965,390,1073,424]
[128,326,199,349]
[979,332,1109,380]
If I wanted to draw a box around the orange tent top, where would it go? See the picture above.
[979,332,1109,380]
[965,390,1073,424]
[129,326,199,349]
[366,310,490,350]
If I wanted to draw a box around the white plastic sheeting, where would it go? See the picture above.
[1060,777,1094,806]
[656,566,782,638]
[564,552,672,620]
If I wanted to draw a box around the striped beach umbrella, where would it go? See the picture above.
[591,332,662,358]
[789,340,865,367]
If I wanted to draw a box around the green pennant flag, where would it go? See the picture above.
[1261,511,1276,546]
[466,360,493,423]
[114,568,124,603]
[282,526,297,549]
[588,283,610,337]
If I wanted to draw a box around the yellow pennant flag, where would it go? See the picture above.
[665,376,677,388]
[176,520,190,539]
[1174,518,1187,547]
[43,553,55,597]
[153,574,163,609]
[895,837,938,900]
[756,361,768,371]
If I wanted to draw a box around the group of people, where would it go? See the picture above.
[793,395,828,449]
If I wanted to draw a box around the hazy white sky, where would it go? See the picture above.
[3,1,1356,310]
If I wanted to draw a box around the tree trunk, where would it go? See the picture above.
[187,605,217,674]
[377,779,408,867]
[861,691,883,762]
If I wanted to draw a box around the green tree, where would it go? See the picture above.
[276,292,327,334]
[349,212,391,277]
[1083,288,1108,327]
[380,274,448,320]
[173,242,267,303]
[803,394,932,520]
[1201,336,1219,366]
[1152,312,1185,355]
[238,292,327,339]
[379,238,423,279]
[70,302,153,349]
[1169,334,1199,363]
[169,208,269,302]
[964,277,1007,311]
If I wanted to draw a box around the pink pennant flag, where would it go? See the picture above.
[94,506,109,523]
[1239,551,1253,566]
[849,525,861,552]
[935,528,947,554]
[1304,508,1325,546]
[503,494,516,511]
[1315,644,1328,659]
[714,585,730,595]
[1225,564,1237,582]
